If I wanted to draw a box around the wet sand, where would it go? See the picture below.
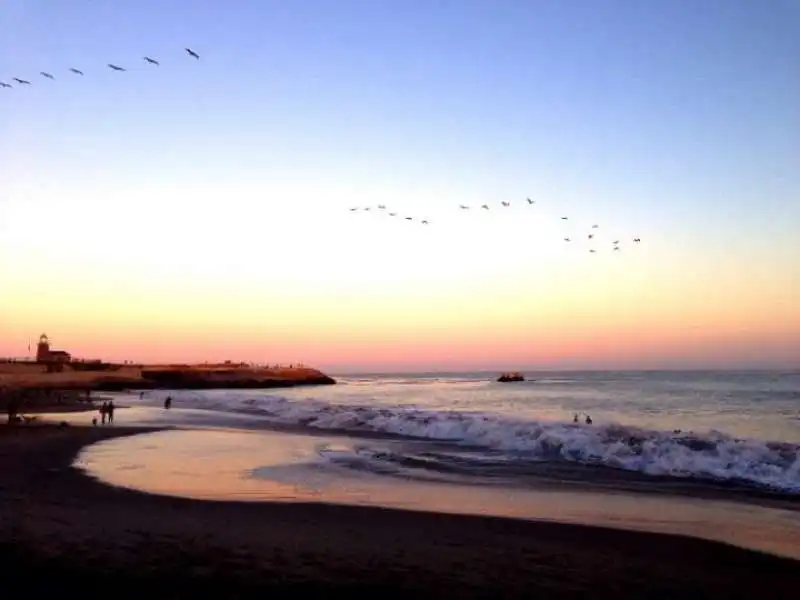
[1,424,798,598]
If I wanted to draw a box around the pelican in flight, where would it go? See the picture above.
[0,82,11,88]
[349,207,359,211]
[561,216,568,220]
[501,201,510,207]
[185,48,200,59]
[13,78,31,85]
[459,205,469,209]
[405,217,413,221]
[612,240,620,245]
[588,234,594,239]
[564,237,571,242]
[389,213,397,217]
[40,72,54,79]
[377,204,386,209]
[589,249,596,254]
[592,224,599,229]
[633,237,641,243]
[481,204,489,210]
[613,246,621,251]
[144,57,160,66]
[526,198,534,204]
[69,68,84,75]
[108,64,126,71]
[363,207,371,211]
[421,220,429,224]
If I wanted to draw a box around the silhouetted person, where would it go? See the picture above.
[585,415,593,425]
[573,413,579,423]
[107,401,115,424]
[99,402,107,424]
[164,396,172,410]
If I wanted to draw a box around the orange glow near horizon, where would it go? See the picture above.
[2,232,798,371]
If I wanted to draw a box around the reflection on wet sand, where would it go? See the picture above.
[75,429,800,560]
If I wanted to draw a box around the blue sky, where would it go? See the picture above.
[1,1,798,367]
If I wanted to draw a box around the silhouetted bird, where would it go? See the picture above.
[589,249,596,253]
[40,72,54,79]
[107,64,126,71]
[421,220,429,224]
[69,68,84,75]
[501,201,510,207]
[592,224,599,229]
[389,213,397,217]
[0,82,11,88]
[613,246,621,251]
[588,234,594,239]
[459,205,469,209]
[12,78,31,85]
[561,216,568,220]
[612,240,620,245]
[349,207,358,211]
[526,197,534,204]
[185,48,200,59]
[144,57,160,66]
[564,237,571,242]
[481,204,489,210]
[633,237,641,243]
[377,204,386,209]
[405,217,413,221]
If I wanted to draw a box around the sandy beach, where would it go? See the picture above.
[1,423,798,598]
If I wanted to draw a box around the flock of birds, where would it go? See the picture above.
[0,47,200,89]
[349,198,642,253]
[2,46,642,254]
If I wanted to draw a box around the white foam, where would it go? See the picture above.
[151,391,800,493]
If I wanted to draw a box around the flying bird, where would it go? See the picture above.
[501,201,510,207]
[349,207,359,211]
[564,237,571,242]
[40,72,54,79]
[589,249,596,254]
[592,224,599,229]
[108,64,126,71]
[613,246,621,251]
[363,207,371,211]
[377,204,386,209]
[0,82,11,88]
[612,240,620,245]
[526,198,534,204]
[405,217,413,221]
[13,78,31,85]
[633,237,641,243]
[459,205,469,210]
[69,68,84,75]
[588,234,594,239]
[421,220,429,224]
[389,213,397,217]
[185,48,200,59]
[481,204,489,210]
[144,57,160,66]
[561,217,568,220]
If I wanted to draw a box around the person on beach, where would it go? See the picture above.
[585,415,593,425]
[573,413,579,423]
[100,402,108,425]
[164,396,172,410]
[107,401,115,424]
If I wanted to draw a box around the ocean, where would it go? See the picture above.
[72,370,800,493]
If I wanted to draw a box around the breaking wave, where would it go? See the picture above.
[160,391,800,493]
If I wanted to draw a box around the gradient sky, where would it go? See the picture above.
[1,0,798,371]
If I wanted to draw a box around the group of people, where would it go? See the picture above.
[94,400,116,425]
[573,413,593,425]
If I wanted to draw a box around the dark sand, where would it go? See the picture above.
[1,424,798,599]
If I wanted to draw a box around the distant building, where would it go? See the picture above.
[36,334,72,364]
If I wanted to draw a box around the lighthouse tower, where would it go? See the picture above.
[36,334,51,362]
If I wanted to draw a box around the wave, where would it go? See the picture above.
[159,391,800,493]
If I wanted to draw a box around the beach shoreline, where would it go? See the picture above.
[1,423,797,598]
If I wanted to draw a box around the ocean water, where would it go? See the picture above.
[78,370,800,494]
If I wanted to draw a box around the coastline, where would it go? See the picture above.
[1,424,797,597]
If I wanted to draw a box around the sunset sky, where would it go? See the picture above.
[1,0,798,371]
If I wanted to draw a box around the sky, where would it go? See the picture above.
[1,0,798,372]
